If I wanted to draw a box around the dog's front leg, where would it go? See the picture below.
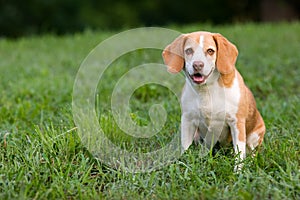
[181,113,198,152]
[230,122,246,172]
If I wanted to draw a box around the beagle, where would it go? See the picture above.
[162,31,265,171]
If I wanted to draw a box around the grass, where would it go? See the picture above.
[0,22,300,199]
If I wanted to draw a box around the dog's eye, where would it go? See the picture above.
[207,48,215,55]
[185,48,194,55]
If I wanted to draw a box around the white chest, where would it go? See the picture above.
[181,76,241,144]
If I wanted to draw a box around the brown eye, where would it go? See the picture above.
[185,48,193,55]
[207,48,215,55]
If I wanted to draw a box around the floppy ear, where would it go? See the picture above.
[213,33,238,74]
[162,34,186,73]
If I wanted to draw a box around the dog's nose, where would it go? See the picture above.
[193,61,204,71]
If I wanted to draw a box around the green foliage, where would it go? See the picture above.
[0,23,300,199]
[0,0,84,37]
[0,0,261,37]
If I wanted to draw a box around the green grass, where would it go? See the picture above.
[0,22,300,199]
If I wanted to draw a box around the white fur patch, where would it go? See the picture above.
[247,133,259,150]
[199,35,204,48]
[236,140,246,157]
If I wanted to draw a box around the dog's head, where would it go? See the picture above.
[162,32,238,85]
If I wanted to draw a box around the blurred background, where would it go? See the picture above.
[0,0,299,38]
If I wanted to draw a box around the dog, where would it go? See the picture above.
[162,31,265,171]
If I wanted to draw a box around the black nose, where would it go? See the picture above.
[193,61,204,71]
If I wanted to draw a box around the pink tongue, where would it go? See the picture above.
[193,75,204,82]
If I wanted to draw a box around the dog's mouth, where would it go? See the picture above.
[190,73,206,84]
[183,66,215,85]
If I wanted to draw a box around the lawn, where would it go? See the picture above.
[0,22,299,199]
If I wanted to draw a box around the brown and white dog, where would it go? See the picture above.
[162,31,265,170]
